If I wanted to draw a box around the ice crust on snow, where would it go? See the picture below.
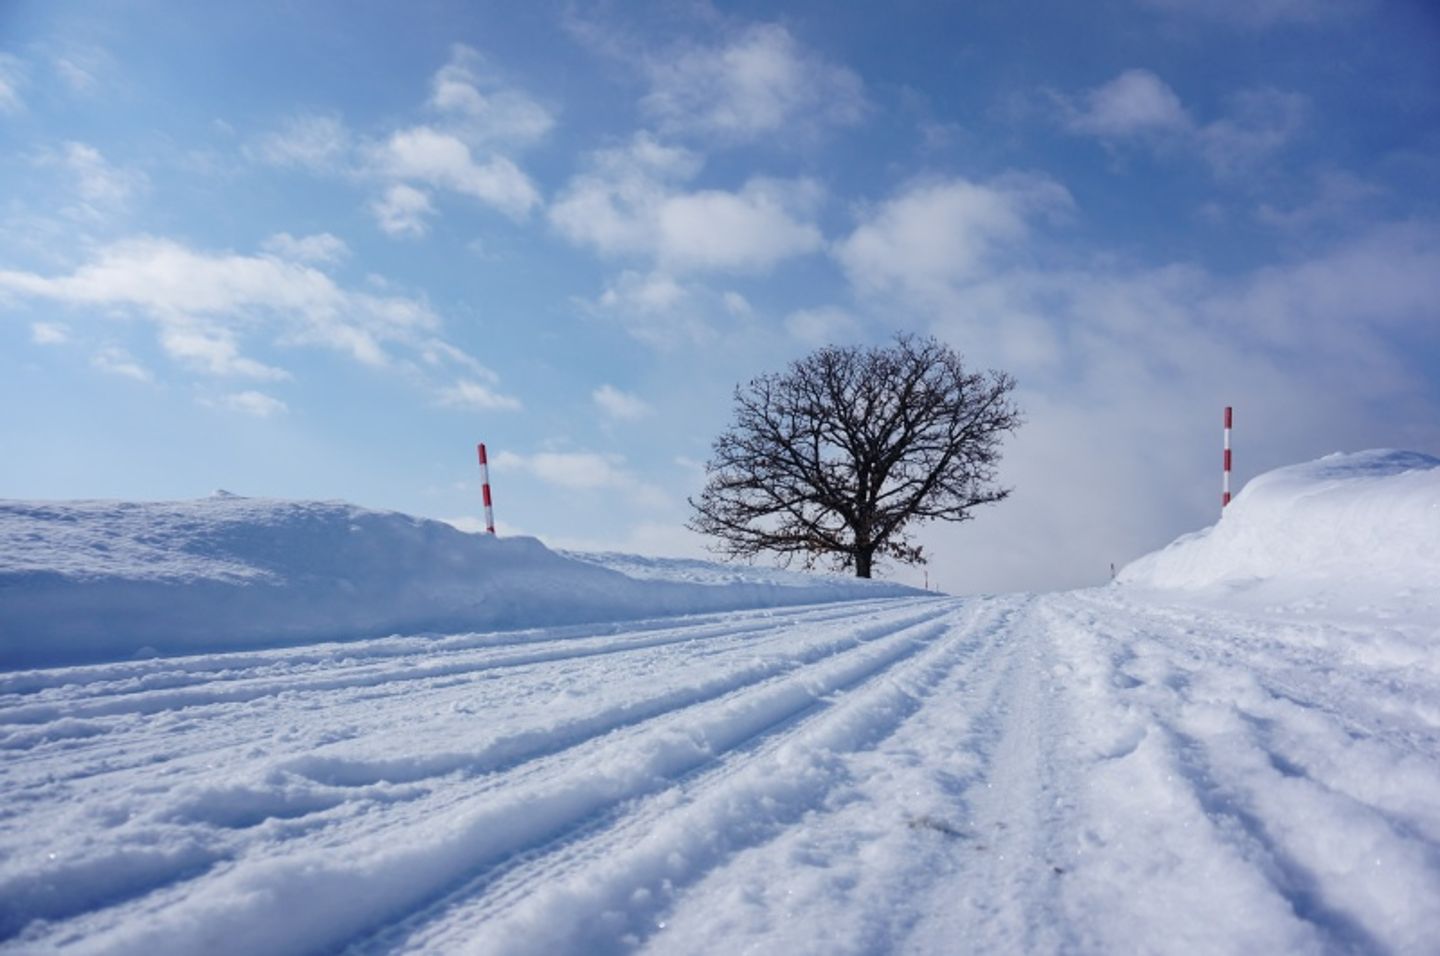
[1118,449,1440,598]
[0,495,919,669]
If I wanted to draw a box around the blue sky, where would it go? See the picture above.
[2,0,1438,594]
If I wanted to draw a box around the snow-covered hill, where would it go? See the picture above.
[0,494,920,669]
[1118,449,1440,615]
[1,452,1438,953]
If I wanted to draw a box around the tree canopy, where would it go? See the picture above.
[688,335,1022,578]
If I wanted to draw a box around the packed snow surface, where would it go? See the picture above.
[1,451,1438,954]
[0,495,918,669]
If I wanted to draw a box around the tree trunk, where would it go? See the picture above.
[854,549,873,579]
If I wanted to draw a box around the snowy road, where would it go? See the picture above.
[3,591,1439,954]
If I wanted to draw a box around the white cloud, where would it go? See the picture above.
[90,346,151,382]
[250,114,351,171]
[30,321,70,345]
[836,175,1072,302]
[838,218,1440,593]
[1062,69,1190,137]
[493,450,630,490]
[437,379,523,412]
[0,235,508,398]
[550,135,823,272]
[48,142,147,213]
[784,306,861,346]
[1256,169,1383,231]
[549,136,699,257]
[593,384,653,421]
[0,236,407,368]
[1057,71,1306,176]
[371,184,435,238]
[52,46,111,94]
[586,270,724,349]
[824,173,1440,593]
[54,56,97,93]
[0,238,410,350]
[414,337,495,379]
[493,449,671,508]
[0,54,25,113]
[371,125,540,220]
[158,326,290,380]
[212,390,288,418]
[722,291,752,317]
[656,179,824,271]
[261,232,350,265]
[600,270,688,313]
[428,44,555,148]
[1214,221,1440,342]
[642,23,866,142]
[245,52,548,237]
[1197,87,1307,176]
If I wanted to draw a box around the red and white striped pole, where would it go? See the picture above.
[476,443,496,535]
[1222,406,1233,512]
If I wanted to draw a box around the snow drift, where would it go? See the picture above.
[0,494,920,669]
[1118,449,1440,598]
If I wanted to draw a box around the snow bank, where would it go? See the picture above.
[1118,449,1440,597]
[0,495,920,669]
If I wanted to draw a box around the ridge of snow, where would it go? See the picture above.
[559,550,881,588]
[0,496,922,669]
[1117,449,1440,601]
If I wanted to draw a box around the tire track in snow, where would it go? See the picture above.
[1068,591,1440,746]
[0,601,902,698]
[3,600,962,953]
[1065,591,1440,843]
[1158,724,1396,954]
[9,586,1434,953]
[0,599,933,727]
[627,593,1048,950]
[893,598,1071,954]
[355,597,1026,956]
[0,599,944,797]
[177,599,959,839]
[273,602,961,790]
[1038,592,1440,954]
[630,594,1044,956]
[1,602,952,845]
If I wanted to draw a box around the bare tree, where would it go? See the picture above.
[688,335,1022,578]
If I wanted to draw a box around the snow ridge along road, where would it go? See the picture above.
[3,591,1438,954]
